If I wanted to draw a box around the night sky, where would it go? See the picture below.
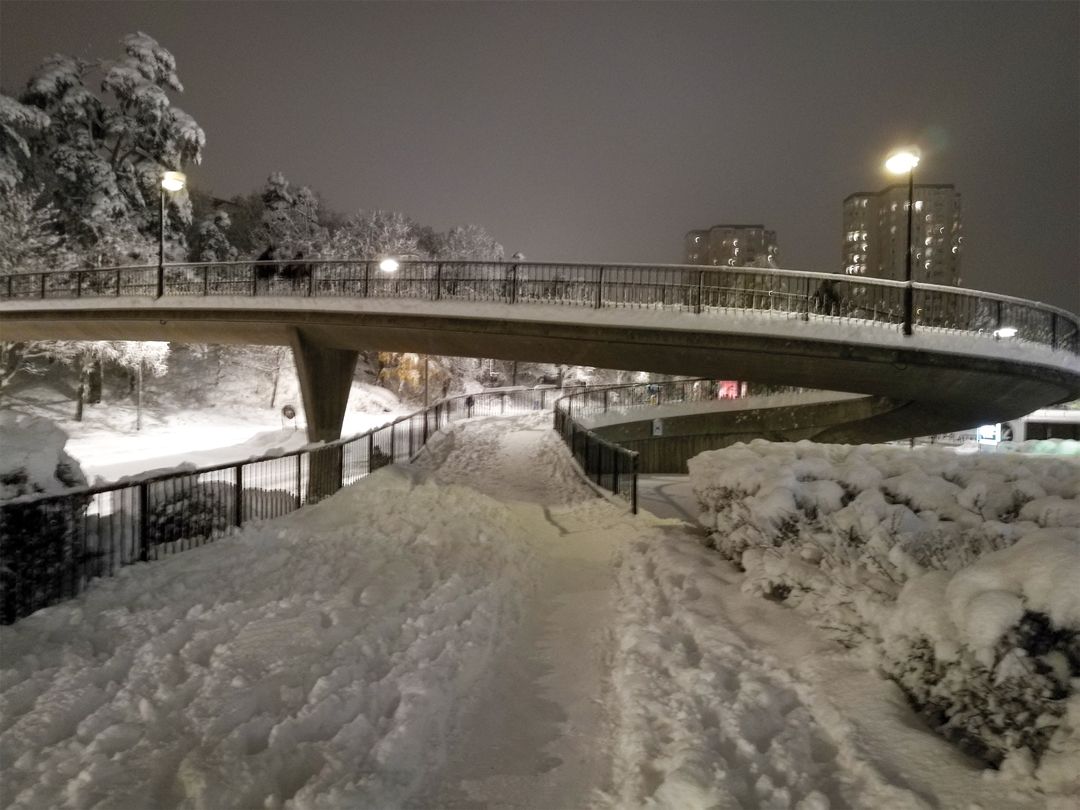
[2,2,1077,312]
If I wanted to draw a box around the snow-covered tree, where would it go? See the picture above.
[254,173,328,259]
[441,224,504,261]
[15,33,204,256]
[0,94,50,193]
[323,209,419,260]
[0,186,76,275]
[194,211,238,262]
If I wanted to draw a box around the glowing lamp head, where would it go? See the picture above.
[379,258,400,273]
[161,171,186,192]
[885,151,920,174]
[994,327,1018,339]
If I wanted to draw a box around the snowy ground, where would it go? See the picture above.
[2,415,1072,808]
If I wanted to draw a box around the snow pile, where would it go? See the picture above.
[689,441,1080,792]
[0,465,536,809]
[0,412,86,502]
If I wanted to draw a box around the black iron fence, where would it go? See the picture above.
[0,385,579,624]
[4,260,1077,355]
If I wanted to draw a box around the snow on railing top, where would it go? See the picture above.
[3,259,1078,356]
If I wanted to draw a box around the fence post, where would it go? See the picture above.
[76,271,83,298]
[6,273,12,299]
[364,261,371,298]
[501,392,506,414]
[40,273,46,299]
[604,389,609,412]
[296,453,303,508]
[631,453,639,515]
[138,482,150,562]
[204,266,210,296]
[508,263,517,305]
[696,270,704,314]
[251,265,258,297]
[435,263,442,300]
[234,464,244,526]
[995,299,1002,334]
[596,266,604,309]
[368,433,375,473]
[116,269,121,296]
[1051,312,1058,351]
[308,265,315,297]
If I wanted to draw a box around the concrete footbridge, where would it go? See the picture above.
[2,260,1078,444]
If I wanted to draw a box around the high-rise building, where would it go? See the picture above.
[842,184,962,286]
[685,224,778,268]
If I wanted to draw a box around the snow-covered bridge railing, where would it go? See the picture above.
[0,385,579,624]
[3,259,1078,355]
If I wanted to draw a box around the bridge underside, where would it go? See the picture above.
[2,302,1078,444]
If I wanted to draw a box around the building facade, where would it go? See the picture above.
[842,184,962,286]
[685,224,778,268]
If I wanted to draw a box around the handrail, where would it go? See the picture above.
[3,259,1076,356]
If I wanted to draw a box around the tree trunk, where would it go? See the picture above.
[87,360,103,404]
[75,374,86,422]
[269,349,282,408]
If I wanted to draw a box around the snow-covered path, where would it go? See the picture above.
[407,415,623,808]
[2,414,1060,809]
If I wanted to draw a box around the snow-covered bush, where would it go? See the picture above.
[0,413,91,623]
[689,440,1080,786]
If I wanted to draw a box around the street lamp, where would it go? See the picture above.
[378,257,400,273]
[158,171,186,298]
[885,150,919,336]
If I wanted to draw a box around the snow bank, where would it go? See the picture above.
[0,412,87,502]
[689,440,1080,795]
[0,465,536,809]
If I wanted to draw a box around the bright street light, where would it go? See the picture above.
[157,171,187,297]
[885,148,920,336]
[885,151,920,174]
[161,171,187,192]
[379,258,400,273]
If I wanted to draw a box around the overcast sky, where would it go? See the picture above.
[2,1,1077,312]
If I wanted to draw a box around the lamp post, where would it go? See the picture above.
[158,171,186,298]
[885,151,919,336]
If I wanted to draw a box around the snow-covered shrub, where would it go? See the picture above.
[689,440,1080,780]
[0,413,92,622]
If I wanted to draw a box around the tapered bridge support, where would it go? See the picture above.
[289,328,358,443]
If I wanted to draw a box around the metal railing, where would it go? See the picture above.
[551,379,811,510]
[3,260,1077,355]
[556,378,808,423]
[553,390,640,515]
[0,385,578,624]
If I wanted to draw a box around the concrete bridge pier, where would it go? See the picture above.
[289,327,358,443]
